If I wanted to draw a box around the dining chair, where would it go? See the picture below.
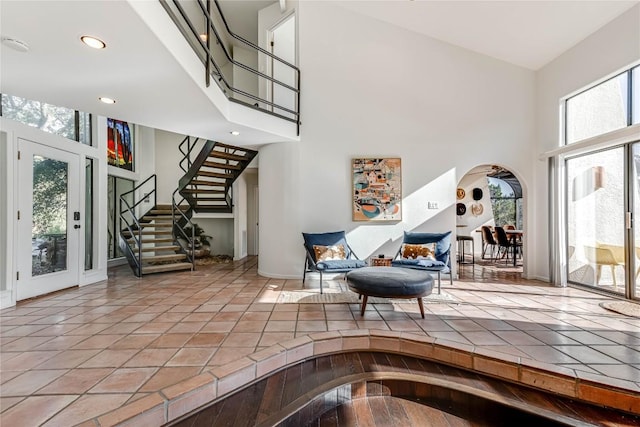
[494,226,522,264]
[481,226,497,260]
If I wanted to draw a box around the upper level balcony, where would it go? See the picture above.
[1,0,300,147]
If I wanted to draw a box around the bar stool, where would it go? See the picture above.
[456,235,474,265]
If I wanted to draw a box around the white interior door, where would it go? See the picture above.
[17,140,81,300]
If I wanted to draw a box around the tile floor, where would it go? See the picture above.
[1,257,639,426]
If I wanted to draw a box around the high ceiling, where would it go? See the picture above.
[1,1,637,146]
[337,0,639,70]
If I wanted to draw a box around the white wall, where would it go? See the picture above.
[456,169,495,255]
[535,4,640,281]
[154,129,185,204]
[196,218,234,256]
[258,2,536,278]
[233,173,248,260]
[233,45,259,105]
[246,170,259,255]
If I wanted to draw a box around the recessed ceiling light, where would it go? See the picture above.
[99,97,116,104]
[199,33,208,42]
[2,37,29,53]
[230,131,240,136]
[81,35,106,49]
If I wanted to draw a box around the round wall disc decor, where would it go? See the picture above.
[472,188,483,200]
[471,203,484,216]
[456,203,466,216]
[456,188,465,200]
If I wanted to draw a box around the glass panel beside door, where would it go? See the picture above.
[566,147,626,295]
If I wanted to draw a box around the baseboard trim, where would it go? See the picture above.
[1,289,15,309]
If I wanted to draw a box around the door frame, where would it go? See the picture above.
[16,139,84,300]
[266,11,296,115]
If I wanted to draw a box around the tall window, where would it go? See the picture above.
[562,64,640,299]
[107,176,134,259]
[488,177,523,229]
[0,94,92,145]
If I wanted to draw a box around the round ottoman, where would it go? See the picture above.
[346,267,433,318]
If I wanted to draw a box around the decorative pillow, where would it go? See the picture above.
[313,244,346,261]
[401,243,435,260]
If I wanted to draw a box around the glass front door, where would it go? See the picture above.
[566,146,626,295]
[17,140,81,300]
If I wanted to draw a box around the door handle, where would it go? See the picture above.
[74,224,81,229]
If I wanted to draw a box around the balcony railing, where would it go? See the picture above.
[160,0,301,135]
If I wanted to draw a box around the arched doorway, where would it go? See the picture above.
[456,165,524,271]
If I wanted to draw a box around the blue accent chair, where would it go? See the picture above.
[391,231,453,294]
[302,231,367,294]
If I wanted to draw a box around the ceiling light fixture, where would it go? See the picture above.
[81,35,106,49]
[99,97,116,104]
[230,131,240,136]
[199,33,208,42]
[2,37,29,53]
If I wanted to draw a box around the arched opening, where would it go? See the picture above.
[456,164,524,273]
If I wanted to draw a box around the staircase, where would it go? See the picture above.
[119,140,257,277]
[178,140,258,213]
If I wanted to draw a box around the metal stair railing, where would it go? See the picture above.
[159,0,301,135]
[119,174,157,277]
[171,192,196,270]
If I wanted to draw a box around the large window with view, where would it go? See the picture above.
[1,94,92,145]
[563,65,640,300]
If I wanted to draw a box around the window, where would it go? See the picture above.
[560,63,640,299]
[0,94,92,145]
[633,66,639,125]
[565,73,629,144]
[488,177,522,229]
[85,159,94,270]
[107,176,134,259]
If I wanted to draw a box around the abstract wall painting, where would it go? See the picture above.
[352,158,402,221]
[107,118,133,171]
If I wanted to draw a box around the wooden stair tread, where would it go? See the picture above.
[208,150,251,162]
[189,180,227,187]
[142,262,192,274]
[140,245,180,252]
[122,230,172,236]
[202,160,241,170]
[127,237,174,244]
[213,142,256,153]
[187,196,226,201]
[197,170,234,180]
[140,223,172,228]
[182,189,226,194]
[142,254,187,262]
[192,207,232,213]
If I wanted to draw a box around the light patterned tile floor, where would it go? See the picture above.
[1,256,639,425]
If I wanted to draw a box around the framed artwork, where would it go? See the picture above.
[107,118,134,171]
[352,158,402,221]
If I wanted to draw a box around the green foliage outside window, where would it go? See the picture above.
[33,157,67,236]
[489,182,517,228]
[1,94,91,145]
